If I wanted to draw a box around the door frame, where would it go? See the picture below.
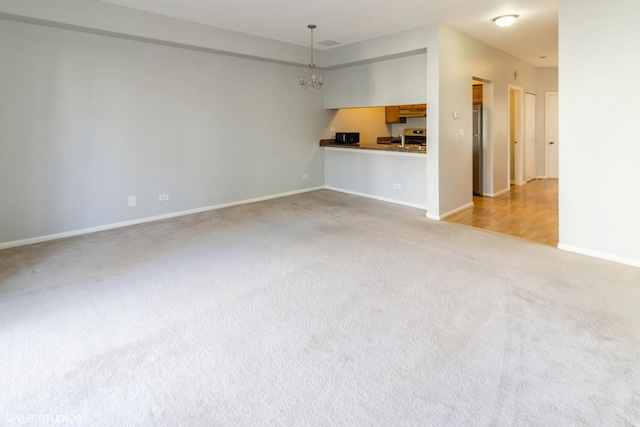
[524,92,537,183]
[545,92,559,178]
[472,77,492,195]
[508,85,524,186]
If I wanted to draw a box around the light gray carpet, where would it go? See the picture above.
[1,190,639,426]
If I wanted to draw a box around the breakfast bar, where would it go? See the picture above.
[322,142,427,209]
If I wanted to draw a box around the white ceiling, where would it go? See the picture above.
[101,0,558,67]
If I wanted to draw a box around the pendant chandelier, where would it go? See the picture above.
[298,24,323,89]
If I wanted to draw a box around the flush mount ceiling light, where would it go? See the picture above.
[298,24,323,89]
[493,14,519,27]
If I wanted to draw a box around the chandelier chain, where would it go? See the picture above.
[309,24,314,68]
[298,24,323,89]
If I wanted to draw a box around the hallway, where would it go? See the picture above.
[444,179,558,246]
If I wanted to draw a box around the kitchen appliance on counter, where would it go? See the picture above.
[376,136,401,144]
[335,132,360,145]
[403,128,426,146]
[377,128,426,147]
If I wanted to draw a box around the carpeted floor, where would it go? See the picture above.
[1,190,639,426]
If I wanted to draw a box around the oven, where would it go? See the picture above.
[403,128,426,146]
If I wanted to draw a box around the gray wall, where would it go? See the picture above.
[0,19,329,245]
[324,149,427,208]
[435,24,539,215]
[0,0,312,65]
[324,53,427,108]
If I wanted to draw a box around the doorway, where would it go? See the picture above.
[509,86,537,186]
[509,86,524,185]
[471,78,493,197]
[524,93,537,182]
[472,80,484,196]
[546,92,559,178]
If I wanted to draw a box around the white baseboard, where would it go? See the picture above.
[324,186,427,210]
[484,187,510,198]
[0,186,325,251]
[557,243,640,268]
[427,202,474,221]
[537,176,549,180]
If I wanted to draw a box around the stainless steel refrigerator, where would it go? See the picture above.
[473,104,483,196]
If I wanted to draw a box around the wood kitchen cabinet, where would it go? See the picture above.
[385,106,406,123]
[473,85,483,104]
[385,104,427,123]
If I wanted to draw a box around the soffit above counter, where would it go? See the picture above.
[322,24,437,68]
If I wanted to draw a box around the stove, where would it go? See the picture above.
[403,128,426,146]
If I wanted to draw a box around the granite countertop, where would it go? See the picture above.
[319,139,426,154]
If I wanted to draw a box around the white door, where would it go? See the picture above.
[546,92,559,179]
[524,93,537,182]
[509,86,524,185]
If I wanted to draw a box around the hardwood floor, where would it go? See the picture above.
[444,179,558,246]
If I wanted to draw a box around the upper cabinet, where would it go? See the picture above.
[385,104,427,123]
[473,84,483,104]
[385,106,404,123]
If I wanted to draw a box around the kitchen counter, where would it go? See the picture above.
[319,139,426,154]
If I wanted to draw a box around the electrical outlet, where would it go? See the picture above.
[394,183,402,189]
[159,194,169,201]
[128,196,136,207]
[302,174,309,179]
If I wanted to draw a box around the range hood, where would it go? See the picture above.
[398,104,427,117]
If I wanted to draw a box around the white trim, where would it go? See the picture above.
[545,92,559,179]
[324,186,427,210]
[484,187,510,198]
[495,187,511,197]
[508,84,525,187]
[537,175,548,180]
[558,243,640,268]
[426,202,474,220]
[0,187,324,250]
[524,92,537,183]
